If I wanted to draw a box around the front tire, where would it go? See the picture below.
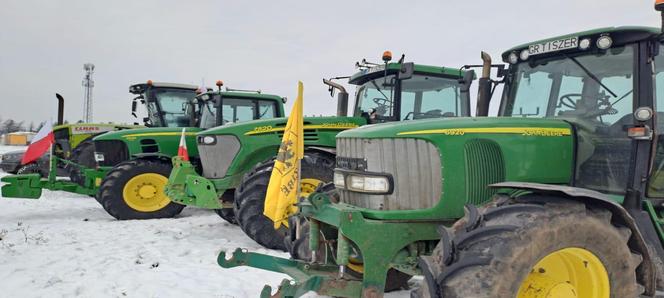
[235,151,335,251]
[423,195,643,298]
[16,163,43,176]
[98,159,185,220]
[67,138,96,186]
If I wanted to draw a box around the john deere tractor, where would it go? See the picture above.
[217,4,664,298]
[2,80,286,220]
[93,82,287,219]
[165,54,476,250]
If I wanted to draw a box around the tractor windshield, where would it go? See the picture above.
[501,45,635,194]
[355,74,465,123]
[501,45,634,125]
[147,88,198,127]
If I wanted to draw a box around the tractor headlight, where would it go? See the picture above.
[333,172,346,188]
[333,169,393,194]
[199,135,217,145]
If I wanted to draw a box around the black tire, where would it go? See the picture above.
[67,138,97,186]
[214,190,237,224]
[284,184,410,292]
[98,159,185,220]
[422,195,644,298]
[16,163,43,176]
[235,151,335,251]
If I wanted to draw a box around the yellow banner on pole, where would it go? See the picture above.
[263,81,305,229]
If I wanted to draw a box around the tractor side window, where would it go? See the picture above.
[222,98,255,124]
[508,71,552,117]
[258,100,277,119]
[399,76,463,120]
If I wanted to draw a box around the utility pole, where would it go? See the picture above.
[82,63,95,123]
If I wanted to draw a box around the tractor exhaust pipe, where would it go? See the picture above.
[56,93,65,125]
[475,51,492,117]
[323,79,348,117]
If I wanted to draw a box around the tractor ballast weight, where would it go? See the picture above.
[219,24,664,298]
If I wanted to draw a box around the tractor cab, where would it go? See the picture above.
[129,81,203,128]
[495,27,660,194]
[193,82,285,129]
[330,52,473,124]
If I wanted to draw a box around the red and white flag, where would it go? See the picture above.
[178,128,189,161]
[21,121,55,165]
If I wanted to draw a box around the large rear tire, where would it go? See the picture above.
[98,159,185,220]
[235,151,335,251]
[421,195,644,298]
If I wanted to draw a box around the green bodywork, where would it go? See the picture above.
[166,116,365,208]
[219,26,664,297]
[165,62,470,209]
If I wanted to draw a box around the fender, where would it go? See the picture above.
[489,182,656,296]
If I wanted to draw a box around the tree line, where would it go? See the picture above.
[0,117,44,134]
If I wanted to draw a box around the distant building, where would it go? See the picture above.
[3,132,36,145]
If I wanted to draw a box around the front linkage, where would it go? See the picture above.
[218,191,445,297]
[165,156,234,209]
[1,153,105,198]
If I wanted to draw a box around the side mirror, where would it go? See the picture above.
[398,62,414,80]
[131,100,137,118]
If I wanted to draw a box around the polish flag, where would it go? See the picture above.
[178,128,189,161]
[21,121,55,165]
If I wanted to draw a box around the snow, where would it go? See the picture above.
[0,145,412,297]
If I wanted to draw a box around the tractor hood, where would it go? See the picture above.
[93,127,200,141]
[336,117,572,139]
[197,116,366,137]
[334,117,576,220]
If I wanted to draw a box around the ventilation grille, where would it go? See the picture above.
[464,139,505,205]
[277,129,319,141]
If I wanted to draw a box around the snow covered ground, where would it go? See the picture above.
[0,145,411,298]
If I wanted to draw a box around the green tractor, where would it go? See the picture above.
[165,53,476,250]
[93,82,287,219]
[217,6,664,298]
[1,80,286,220]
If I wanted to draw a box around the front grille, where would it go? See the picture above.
[198,135,241,178]
[93,140,129,167]
[336,137,442,210]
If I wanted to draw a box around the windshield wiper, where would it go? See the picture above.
[371,80,390,100]
[567,56,618,98]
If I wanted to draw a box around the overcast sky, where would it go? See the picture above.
[0,0,659,126]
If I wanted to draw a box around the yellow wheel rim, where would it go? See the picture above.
[300,178,323,197]
[517,247,610,298]
[122,173,171,212]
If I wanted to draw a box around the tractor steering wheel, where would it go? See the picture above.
[559,93,582,109]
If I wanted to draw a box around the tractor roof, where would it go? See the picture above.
[198,90,285,104]
[501,26,660,62]
[349,63,467,85]
[129,82,200,94]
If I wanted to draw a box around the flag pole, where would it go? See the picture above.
[48,143,55,183]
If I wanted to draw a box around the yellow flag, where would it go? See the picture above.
[263,81,305,229]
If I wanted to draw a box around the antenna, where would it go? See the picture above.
[82,63,95,123]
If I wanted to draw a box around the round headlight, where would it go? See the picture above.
[508,52,519,64]
[202,136,216,144]
[519,49,530,61]
[596,36,612,50]
[634,107,654,122]
[579,38,591,50]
